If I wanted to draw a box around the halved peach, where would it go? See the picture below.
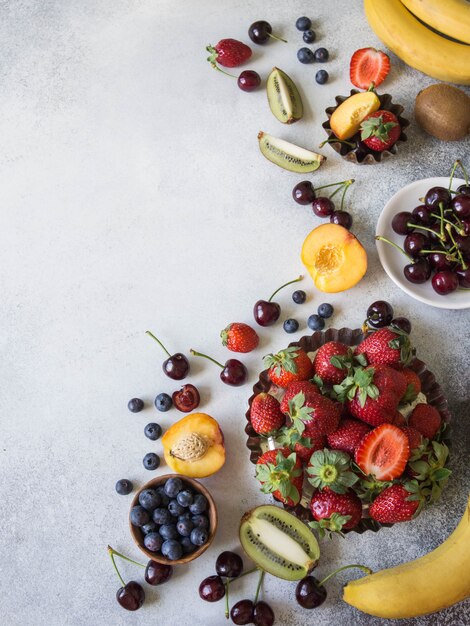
[162,413,225,478]
[301,223,367,293]
[330,91,380,140]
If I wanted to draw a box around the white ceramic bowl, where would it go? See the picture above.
[376,176,469,310]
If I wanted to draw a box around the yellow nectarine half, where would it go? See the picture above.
[162,413,226,478]
[329,91,380,140]
[301,223,367,293]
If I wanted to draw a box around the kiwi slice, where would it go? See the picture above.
[258,132,326,173]
[267,67,303,124]
[239,505,320,581]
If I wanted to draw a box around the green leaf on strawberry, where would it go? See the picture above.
[287,392,314,435]
[307,449,358,494]
[264,346,299,376]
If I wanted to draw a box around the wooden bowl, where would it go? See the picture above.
[129,473,218,565]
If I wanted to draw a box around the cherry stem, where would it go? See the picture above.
[146,331,171,357]
[340,179,354,211]
[446,225,468,270]
[313,179,354,193]
[254,569,265,604]
[448,160,460,191]
[318,564,372,588]
[420,249,458,261]
[209,62,237,79]
[449,159,469,187]
[268,275,303,302]
[319,137,355,148]
[431,211,463,233]
[225,578,230,619]
[375,235,413,261]
[439,202,445,239]
[108,545,145,568]
[190,349,223,369]
[408,222,445,241]
[108,547,126,587]
[268,32,287,43]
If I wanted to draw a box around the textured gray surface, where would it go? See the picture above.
[0,1,469,625]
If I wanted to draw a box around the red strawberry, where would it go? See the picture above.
[356,328,413,368]
[326,418,371,457]
[313,342,352,385]
[349,47,390,90]
[255,448,303,506]
[220,322,259,353]
[280,380,320,414]
[400,426,423,451]
[206,39,252,68]
[277,424,324,464]
[392,410,407,427]
[369,484,420,523]
[355,423,410,480]
[360,111,401,152]
[309,488,362,534]
[409,403,441,440]
[264,347,314,388]
[307,449,359,493]
[399,368,422,403]
[250,393,285,435]
[288,391,341,438]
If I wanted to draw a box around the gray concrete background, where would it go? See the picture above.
[0,1,469,624]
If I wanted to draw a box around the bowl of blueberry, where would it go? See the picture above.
[129,474,217,564]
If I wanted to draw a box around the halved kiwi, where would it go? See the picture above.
[258,132,326,173]
[239,505,320,581]
[267,67,303,124]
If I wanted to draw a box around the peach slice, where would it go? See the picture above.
[329,91,380,140]
[162,413,225,478]
[301,223,367,293]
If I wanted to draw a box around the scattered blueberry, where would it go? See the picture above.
[190,527,209,546]
[159,524,179,540]
[130,505,151,527]
[192,514,209,529]
[164,477,183,498]
[115,479,133,495]
[144,532,163,552]
[297,47,315,64]
[314,47,329,62]
[153,507,172,525]
[318,303,334,318]
[292,290,307,304]
[144,422,162,441]
[162,539,183,561]
[128,398,144,413]
[307,314,325,331]
[156,487,170,507]
[139,489,161,511]
[315,69,329,84]
[302,29,316,44]
[155,393,172,412]
[176,518,194,537]
[142,522,157,535]
[283,319,299,333]
[168,499,185,517]
[143,452,160,470]
[177,489,194,507]
[296,16,312,31]
[189,494,208,515]
[180,537,196,554]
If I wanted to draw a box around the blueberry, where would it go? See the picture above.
[292,290,306,304]
[318,303,334,318]
[156,487,170,507]
[161,539,183,561]
[143,452,160,471]
[153,507,172,525]
[297,47,315,64]
[283,319,299,334]
[192,514,209,529]
[144,532,163,552]
[190,527,209,546]
[314,47,329,62]
[155,393,172,412]
[115,479,133,495]
[315,69,329,84]
[168,499,185,517]
[296,16,312,31]
[176,489,194,507]
[130,505,150,527]
[139,489,161,511]
[303,29,316,44]
[176,518,194,537]
[159,524,179,540]
[128,398,144,413]
[178,511,192,522]
[307,314,325,331]
[142,522,157,535]
[164,477,183,498]
[180,537,196,554]
[144,422,162,441]
[189,494,208,515]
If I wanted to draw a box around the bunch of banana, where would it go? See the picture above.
[363,0,470,85]
[343,495,470,619]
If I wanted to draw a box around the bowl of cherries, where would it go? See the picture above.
[376,161,470,309]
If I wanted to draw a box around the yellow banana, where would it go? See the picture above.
[400,0,470,45]
[343,495,470,618]
[364,0,470,85]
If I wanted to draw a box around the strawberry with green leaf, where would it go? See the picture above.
[355,327,413,368]
[277,424,325,464]
[288,391,341,438]
[255,448,304,506]
[408,440,451,504]
[264,347,314,388]
[313,342,355,385]
[360,110,401,152]
[369,482,422,523]
[309,488,362,536]
[399,367,422,403]
[307,449,359,493]
[279,380,320,414]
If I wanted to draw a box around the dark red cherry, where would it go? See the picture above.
[231,599,255,625]
[295,576,327,609]
[424,186,451,209]
[455,265,470,288]
[391,317,411,334]
[253,601,275,626]
[452,194,470,218]
[172,384,200,412]
[145,560,173,585]
[455,234,470,259]
[404,258,431,283]
[428,251,454,272]
[253,276,303,326]
[312,197,334,217]
[199,575,225,602]
[146,331,190,380]
[215,551,243,578]
[392,211,413,235]
[330,210,352,229]
[293,181,316,205]
[457,184,470,196]
[432,271,459,295]
[411,204,432,225]
[116,581,145,611]
[237,70,261,92]
[248,20,286,44]
[190,350,247,386]
[366,300,394,328]
[404,232,428,257]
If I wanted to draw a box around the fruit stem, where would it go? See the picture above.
[146,331,171,357]
[313,179,354,193]
[268,275,303,302]
[420,249,458,261]
[448,160,459,191]
[267,32,287,43]
[108,547,126,587]
[319,137,355,149]
[439,202,445,240]
[340,179,354,211]
[431,211,464,233]
[446,225,468,270]
[375,236,413,261]
[107,545,146,568]
[209,62,237,79]
[225,578,230,619]
[190,349,224,369]
[254,569,265,604]
[408,222,445,241]
[318,564,372,587]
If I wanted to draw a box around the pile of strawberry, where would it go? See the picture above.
[250,326,451,533]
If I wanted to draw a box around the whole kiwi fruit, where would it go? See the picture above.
[414,84,470,141]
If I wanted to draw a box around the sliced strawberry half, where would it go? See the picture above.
[350,47,390,90]
[355,423,410,481]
